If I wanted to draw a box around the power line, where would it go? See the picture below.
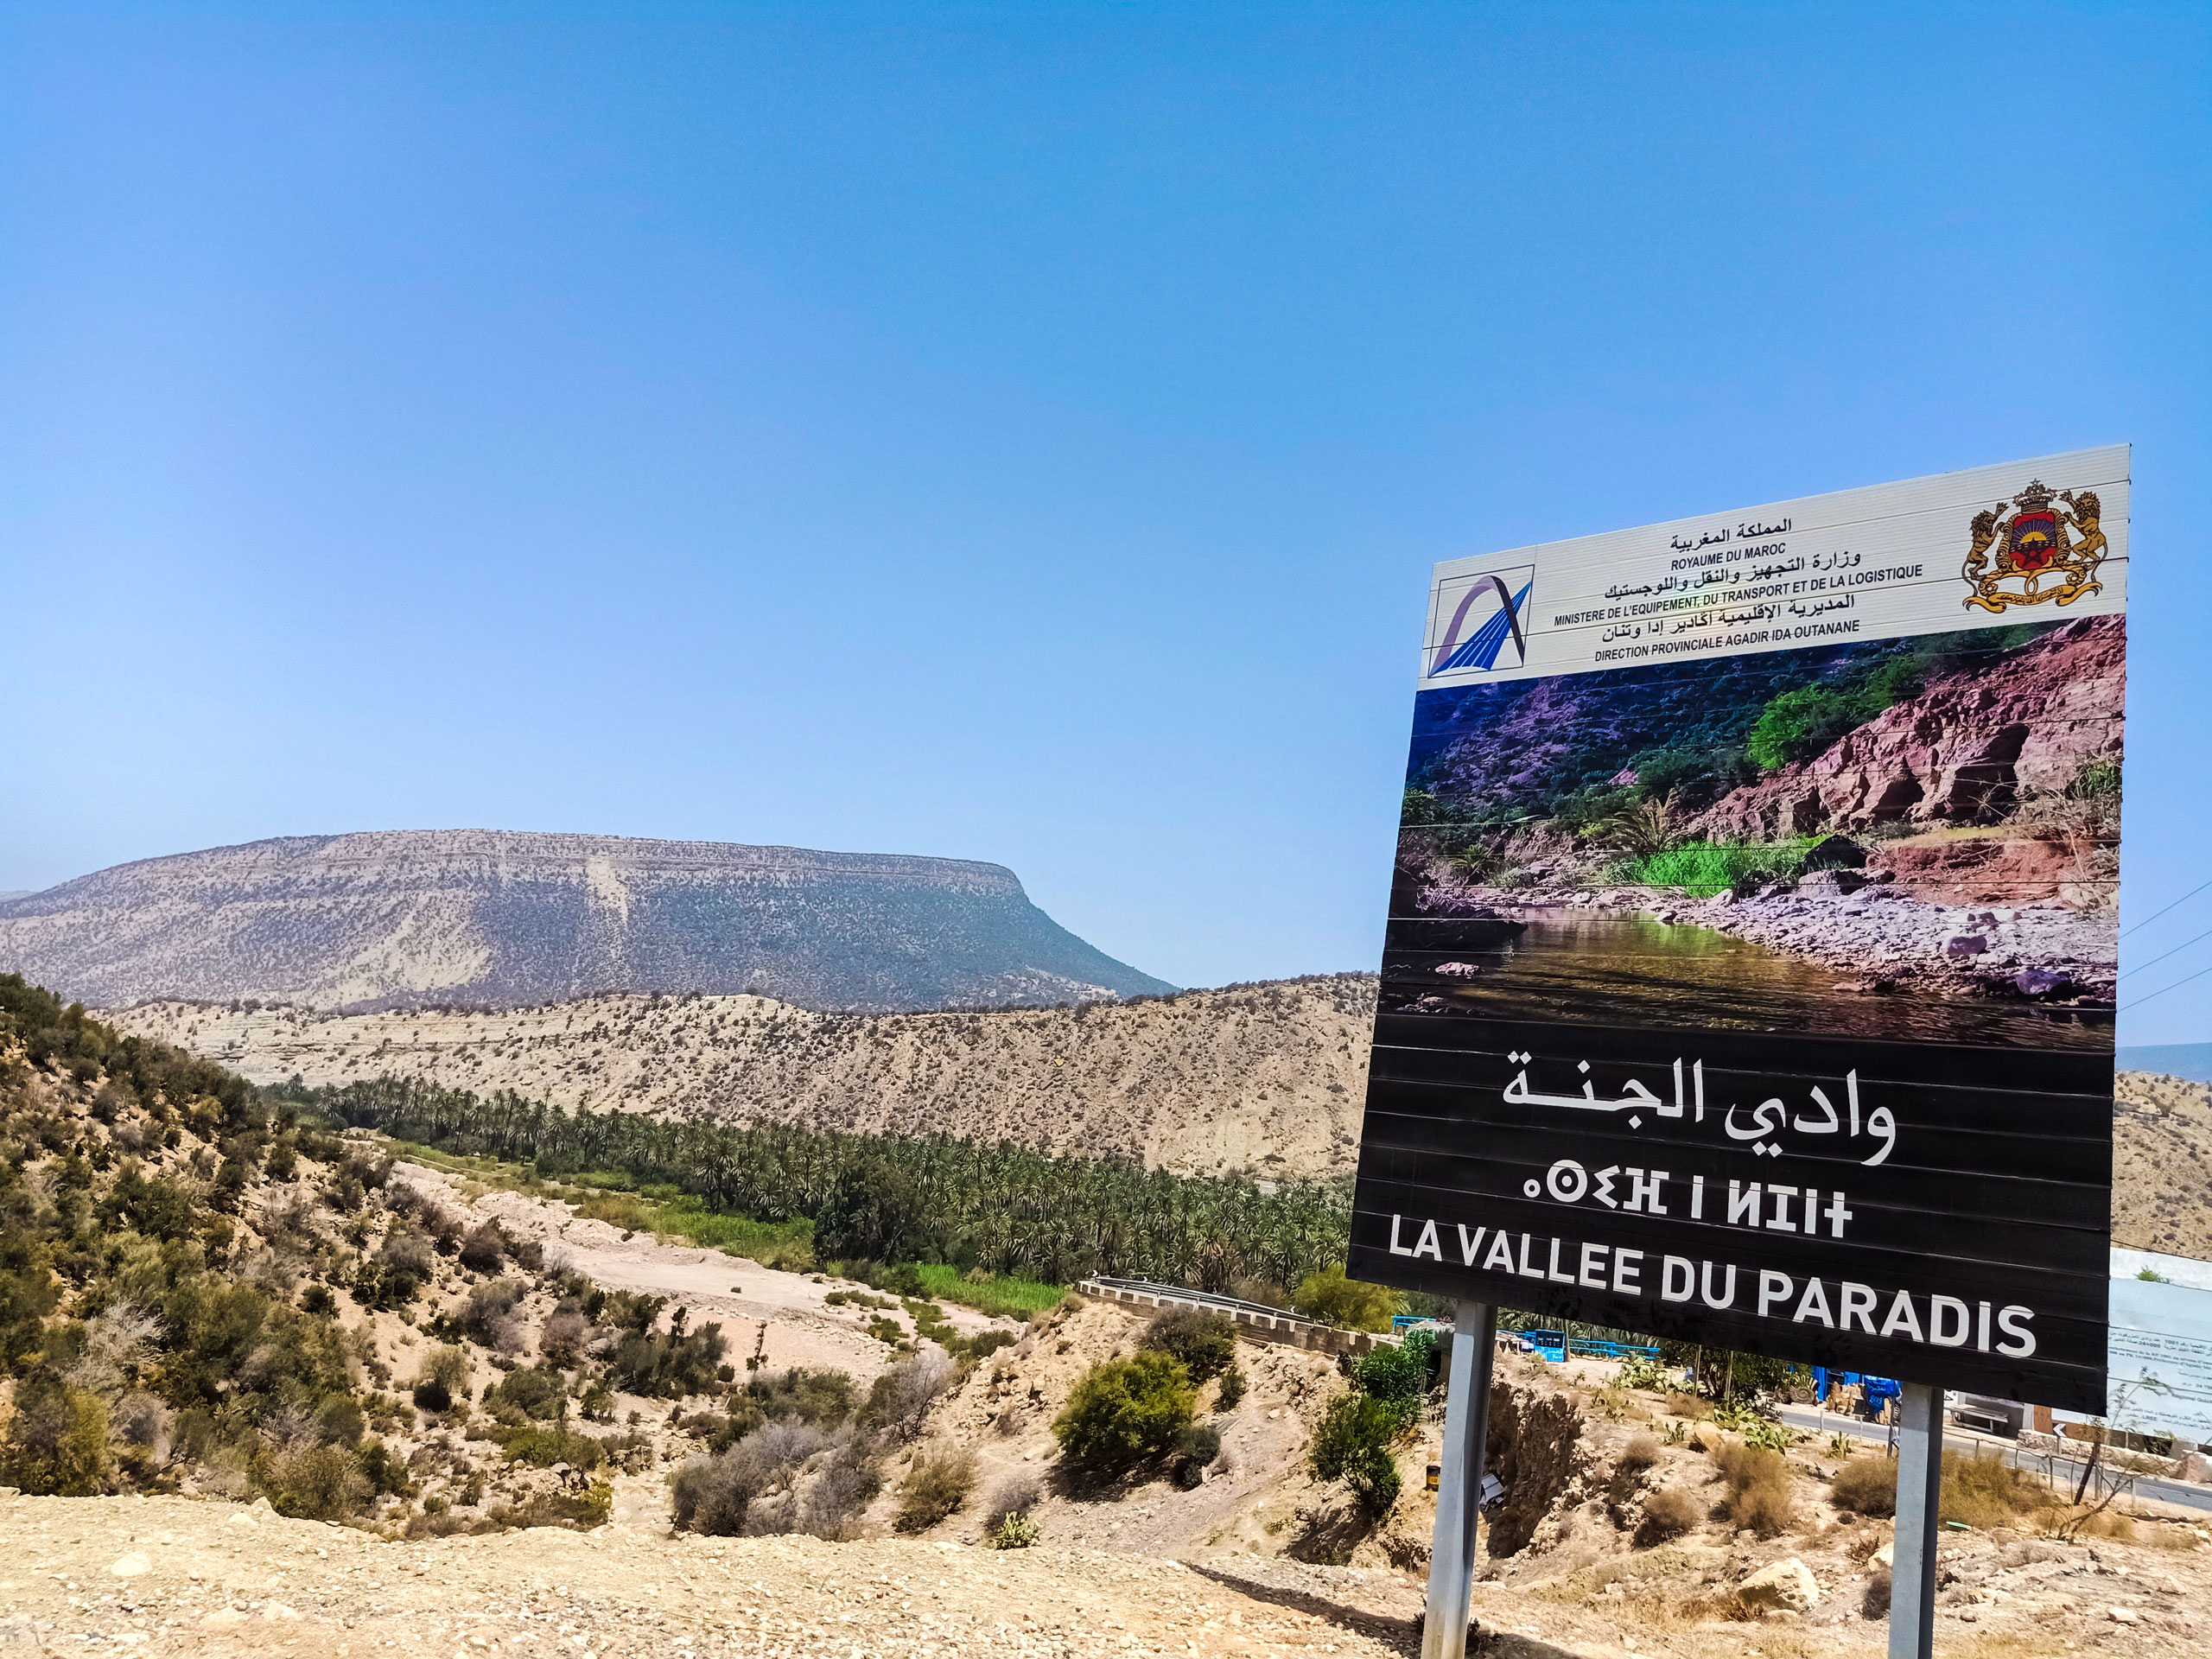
[2120,963,2212,1015]
[2122,879,2212,939]
[2118,925,2212,982]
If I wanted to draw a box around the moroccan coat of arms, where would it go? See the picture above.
[1961,480,2108,613]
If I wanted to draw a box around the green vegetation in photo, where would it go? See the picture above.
[1743,629,2044,772]
[1306,1331,1444,1516]
[1409,626,2063,839]
[1745,684,1866,771]
[1632,837,1815,898]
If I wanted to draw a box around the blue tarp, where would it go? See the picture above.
[1814,1367,1901,1405]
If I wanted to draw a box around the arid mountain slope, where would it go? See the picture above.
[2115,1071,2212,1259]
[107,976,1378,1178]
[0,830,1172,1013]
[113,984,2183,1215]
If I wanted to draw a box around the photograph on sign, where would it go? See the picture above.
[1351,448,2128,1413]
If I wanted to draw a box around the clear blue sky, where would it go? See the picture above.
[2,5,2207,1040]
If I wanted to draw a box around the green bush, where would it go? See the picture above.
[609,1314,728,1400]
[488,1365,567,1421]
[1309,1393,1402,1516]
[1140,1306,1238,1383]
[412,1344,470,1413]
[1214,1365,1247,1411]
[1173,1422,1222,1486]
[0,1371,111,1496]
[1052,1352,1197,1470]
[1292,1265,1397,1333]
[498,1423,606,1470]
[1351,1338,1430,1428]
[739,1366,856,1428]
[1616,1352,1671,1392]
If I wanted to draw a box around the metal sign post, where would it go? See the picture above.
[1887,1382,1945,1659]
[1422,1300,1497,1659]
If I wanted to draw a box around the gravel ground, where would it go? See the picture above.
[0,1494,1418,1658]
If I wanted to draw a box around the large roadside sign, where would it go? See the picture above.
[1349,448,2127,1413]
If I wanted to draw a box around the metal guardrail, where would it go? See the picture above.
[1082,1276,1304,1323]
[1077,1276,1398,1355]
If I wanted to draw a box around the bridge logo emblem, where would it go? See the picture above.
[1427,565,1535,677]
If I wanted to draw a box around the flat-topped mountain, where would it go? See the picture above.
[0,830,1173,1013]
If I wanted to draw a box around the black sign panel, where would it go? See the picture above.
[1350,1012,2111,1411]
[1352,455,2126,1414]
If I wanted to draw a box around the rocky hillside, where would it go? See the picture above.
[1695,617,2124,909]
[106,976,1377,1179]
[0,830,1173,1014]
[101,983,2188,1237]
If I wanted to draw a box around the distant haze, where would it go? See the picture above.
[0,830,1173,1013]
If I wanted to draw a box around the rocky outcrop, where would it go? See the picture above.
[1737,1558,1821,1613]
[1694,617,2124,842]
[0,830,1173,1013]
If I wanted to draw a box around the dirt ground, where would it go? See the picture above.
[0,1491,1420,1657]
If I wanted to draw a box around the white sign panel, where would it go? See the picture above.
[1421,446,2130,690]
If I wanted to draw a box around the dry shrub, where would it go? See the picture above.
[2068,1506,2136,1541]
[1665,1391,1708,1420]
[893,1447,976,1533]
[798,1437,884,1540]
[983,1472,1042,1533]
[489,1479,613,1531]
[1941,1449,2053,1529]
[256,1444,370,1522]
[1831,1455,1897,1516]
[1606,1433,1662,1527]
[1636,1486,1700,1547]
[539,1307,589,1369]
[1846,1526,1890,1563]
[1713,1441,1794,1537]
[1484,1383,1585,1555]
[1861,1564,1892,1618]
[864,1352,956,1440]
[670,1422,830,1535]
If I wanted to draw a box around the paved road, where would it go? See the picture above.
[1776,1404,2212,1516]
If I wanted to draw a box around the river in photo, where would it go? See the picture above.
[1384,908,2113,1052]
